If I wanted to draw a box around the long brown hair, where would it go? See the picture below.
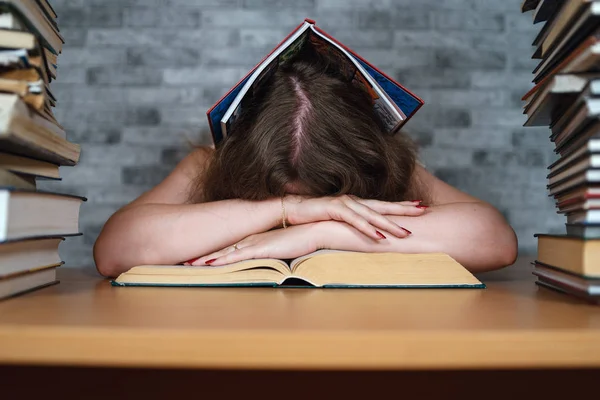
[190,48,425,203]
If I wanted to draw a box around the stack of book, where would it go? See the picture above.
[521,0,600,303]
[0,0,84,300]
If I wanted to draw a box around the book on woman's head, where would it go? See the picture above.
[206,18,424,146]
[112,251,484,289]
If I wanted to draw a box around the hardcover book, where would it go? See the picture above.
[206,18,424,146]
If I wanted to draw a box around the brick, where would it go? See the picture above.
[471,109,527,128]
[57,48,128,66]
[83,185,151,205]
[434,128,513,149]
[243,0,315,8]
[433,10,504,31]
[159,106,213,125]
[54,65,87,84]
[64,126,122,144]
[435,48,506,70]
[122,127,209,146]
[403,129,433,147]
[419,147,474,168]
[127,47,200,67]
[511,128,554,148]
[434,108,472,128]
[159,7,201,28]
[396,68,470,89]
[80,145,162,166]
[87,28,240,48]
[53,0,162,6]
[201,47,270,67]
[60,29,88,47]
[87,66,163,86]
[58,164,122,185]
[422,89,507,107]
[123,7,158,27]
[393,31,506,51]
[327,29,393,48]
[313,9,357,28]
[163,0,239,6]
[122,165,173,185]
[240,29,289,48]
[316,0,392,9]
[202,10,307,27]
[55,107,161,126]
[161,147,192,165]
[470,71,534,90]
[358,9,430,30]
[82,224,103,246]
[472,148,546,168]
[57,6,122,28]
[163,67,246,85]
[126,87,205,105]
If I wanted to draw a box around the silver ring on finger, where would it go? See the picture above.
[233,243,239,251]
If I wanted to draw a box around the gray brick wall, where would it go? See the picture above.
[41,0,562,267]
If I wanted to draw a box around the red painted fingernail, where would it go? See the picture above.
[185,257,201,264]
[205,258,217,265]
[401,227,412,235]
[416,205,429,209]
[376,231,386,239]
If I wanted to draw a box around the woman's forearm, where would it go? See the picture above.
[93,198,283,277]
[316,202,518,273]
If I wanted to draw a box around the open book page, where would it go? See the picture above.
[291,252,483,287]
[307,25,406,132]
[116,258,294,285]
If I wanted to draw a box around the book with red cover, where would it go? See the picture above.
[206,18,424,146]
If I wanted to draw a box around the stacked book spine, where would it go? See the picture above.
[0,0,84,300]
[521,0,600,303]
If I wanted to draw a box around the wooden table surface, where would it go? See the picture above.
[0,257,599,370]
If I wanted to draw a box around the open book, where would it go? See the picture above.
[206,18,424,146]
[112,251,485,289]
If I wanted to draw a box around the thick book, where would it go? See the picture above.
[0,168,35,189]
[206,18,423,146]
[548,133,600,175]
[535,233,600,276]
[0,236,66,277]
[535,278,600,303]
[112,251,485,289]
[533,5,600,83]
[0,265,58,300]
[0,151,60,180]
[0,0,63,55]
[547,169,600,196]
[523,74,600,126]
[0,93,77,165]
[0,187,85,241]
[534,261,600,293]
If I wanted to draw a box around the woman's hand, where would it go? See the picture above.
[188,223,322,266]
[285,195,426,240]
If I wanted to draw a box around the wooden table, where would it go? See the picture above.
[1,257,599,397]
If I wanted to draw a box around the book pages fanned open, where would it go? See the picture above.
[112,251,485,289]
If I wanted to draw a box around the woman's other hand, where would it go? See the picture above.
[285,195,426,240]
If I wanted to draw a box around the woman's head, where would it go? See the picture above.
[194,49,421,203]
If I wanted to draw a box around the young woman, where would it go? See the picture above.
[93,50,518,278]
